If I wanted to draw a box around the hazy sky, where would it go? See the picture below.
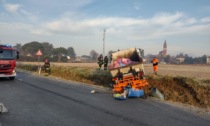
[0,0,210,57]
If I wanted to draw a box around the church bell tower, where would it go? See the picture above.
[162,40,167,57]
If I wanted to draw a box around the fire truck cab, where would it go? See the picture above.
[0,44,19,80]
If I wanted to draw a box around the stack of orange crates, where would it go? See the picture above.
[113,74,148,93]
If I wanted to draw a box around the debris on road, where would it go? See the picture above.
[0,103,8,113]
[113,92,127,100]
[90,90,96,94]
[150,87,164,100]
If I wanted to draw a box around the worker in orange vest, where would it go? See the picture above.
[151,57,159,75]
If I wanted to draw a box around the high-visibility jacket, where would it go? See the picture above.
[151,58,159,72]
[151,58,159,66]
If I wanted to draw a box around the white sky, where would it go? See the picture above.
[0,0,210,57]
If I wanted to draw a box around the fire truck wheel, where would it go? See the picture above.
[9,77,15,80]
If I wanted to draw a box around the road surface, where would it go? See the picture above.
[0,71,210,126]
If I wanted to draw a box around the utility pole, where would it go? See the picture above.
[103,29,106,56]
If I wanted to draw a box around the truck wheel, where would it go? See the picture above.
[9,77,15,80]
[142,94,147,99]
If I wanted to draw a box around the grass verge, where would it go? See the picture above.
[17,63,113,87]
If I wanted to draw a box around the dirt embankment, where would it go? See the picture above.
[147,75,210,109]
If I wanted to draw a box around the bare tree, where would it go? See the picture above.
[90,50,99,61]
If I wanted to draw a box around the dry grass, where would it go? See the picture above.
[144,64,210,80]
[147,75,210,109]
[19,62,210,79]
[18,62,98,68]
[17,63,113,87]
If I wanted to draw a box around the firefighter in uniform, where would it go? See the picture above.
[44,59,51,76]
[151,57,159,75]
[97,54,103,70]
[103,56,108,70]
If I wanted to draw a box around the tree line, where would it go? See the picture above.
[14,41,208,64]
[164,53,207,64]
[14,41,100,62]
[145,53,208,64]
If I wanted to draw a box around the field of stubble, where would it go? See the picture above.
[20,62,210,79]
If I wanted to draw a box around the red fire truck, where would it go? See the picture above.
[0,44,19,80]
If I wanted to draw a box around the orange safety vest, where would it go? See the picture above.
[151,58,159,72]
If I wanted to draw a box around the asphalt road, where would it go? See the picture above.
[0,71,210,126]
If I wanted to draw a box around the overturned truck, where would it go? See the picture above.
[108,48,149,99]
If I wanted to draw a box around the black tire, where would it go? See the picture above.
[9,77,15,80]
[142,94,147,99]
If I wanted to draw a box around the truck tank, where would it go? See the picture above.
[108,47,145,77]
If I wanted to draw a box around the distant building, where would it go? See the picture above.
[26,53,32,57]
[162,40,167,57]
[81,55,90,62]
[207,56,210,64]
[145,40,168,63]
[176,53,185,63]
[158,40,167,57]
[157,40,167,63]
[74,56,81,62]
[73,56,91,62]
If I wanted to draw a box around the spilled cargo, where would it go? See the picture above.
[108,48,149,99]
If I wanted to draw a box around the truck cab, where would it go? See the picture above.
[0,44,19,80]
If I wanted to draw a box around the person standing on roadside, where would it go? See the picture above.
[44,59,51,76]
[104,56,108,70]
[151,57,159,75]
[97,54,103,70]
